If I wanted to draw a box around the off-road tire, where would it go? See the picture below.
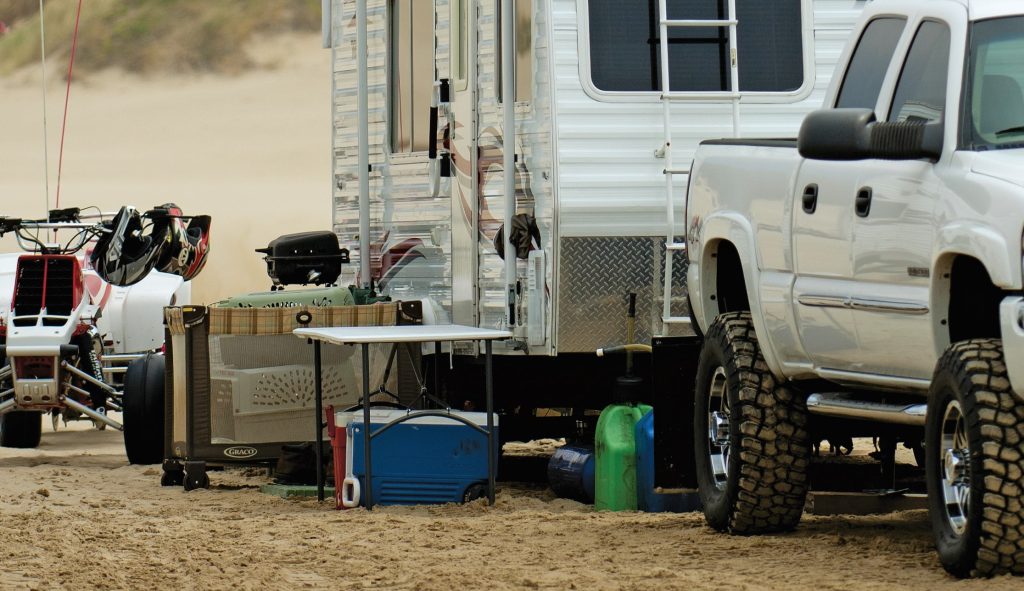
[0,411,43,448]
[926,339,1024,578]
[123,353,166,465]
[0,351,42,448]
[694,312,810,534]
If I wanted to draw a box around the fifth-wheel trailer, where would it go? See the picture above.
[322,0,868,446]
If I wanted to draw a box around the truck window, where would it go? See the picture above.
[390,0,434,153]
[963,16,1024,150]
[836,18,906,110]
[586,0,804,94]
[888,21,950,124]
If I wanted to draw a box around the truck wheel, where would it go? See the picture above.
[123,354,166,465]
[926,339,1024,577]
[694,312,810,533]
[1,412,43,448]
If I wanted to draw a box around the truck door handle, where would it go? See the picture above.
[855,187,873,218]
[802,184,818,214]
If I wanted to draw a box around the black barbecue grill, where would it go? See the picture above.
[256,231,350,286]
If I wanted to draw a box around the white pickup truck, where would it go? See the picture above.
[685,0,1024,578]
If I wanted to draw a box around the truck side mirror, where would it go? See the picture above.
[799,108,943,162]
[798,109,876,160]
[868,119,943,162]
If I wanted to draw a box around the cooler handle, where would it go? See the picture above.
[341,476,361,508]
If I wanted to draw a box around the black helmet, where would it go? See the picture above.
[90,206,164,287]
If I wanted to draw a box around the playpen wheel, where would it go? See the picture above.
[161,470,184,487]
[183,470,210,492]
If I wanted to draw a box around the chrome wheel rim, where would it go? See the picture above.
[707,366,731,491]
[940,400,970,536]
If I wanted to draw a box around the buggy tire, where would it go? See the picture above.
[0,350,42,448]
[926,339,1024,578]
[0,412,42,449]
[123,353,166,465]
[694,312,810,534]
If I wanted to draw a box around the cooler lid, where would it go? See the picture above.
[336,408,499,427]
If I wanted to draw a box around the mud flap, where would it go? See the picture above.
[652,335,702,489]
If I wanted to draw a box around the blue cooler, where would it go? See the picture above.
[635,410,702,513]
[338,408,499,507]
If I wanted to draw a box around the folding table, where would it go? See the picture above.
[294,324,512,507]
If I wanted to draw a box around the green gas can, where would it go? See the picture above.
[594,403,652,511]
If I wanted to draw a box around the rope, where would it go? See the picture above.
[38,0,50,219]
[54,0,84,210]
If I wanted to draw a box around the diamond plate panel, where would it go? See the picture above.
[557,237,691,353]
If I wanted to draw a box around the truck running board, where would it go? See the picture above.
[806,393,926,427]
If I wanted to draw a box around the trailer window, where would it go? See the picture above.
[390,0,434,153]
[586,0,804,94]
[836,18,907,110]
[497,0,533,103]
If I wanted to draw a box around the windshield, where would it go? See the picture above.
[964,17,1024,150]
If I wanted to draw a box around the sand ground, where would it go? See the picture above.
[0,423,1020,591]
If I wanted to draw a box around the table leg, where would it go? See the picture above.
[313,340,324,502]
[362,342,373,510]
[433,341,441,409]
[485,339,495,506]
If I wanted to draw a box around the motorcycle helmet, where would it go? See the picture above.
[152,203,211,281]
[90,206,164,287]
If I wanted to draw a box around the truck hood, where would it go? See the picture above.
[971,150,1024,188]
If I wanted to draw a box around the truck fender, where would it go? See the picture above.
[696,213,785,377]
[934,222,1017,289]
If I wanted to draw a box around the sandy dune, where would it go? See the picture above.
[0,33,331,304]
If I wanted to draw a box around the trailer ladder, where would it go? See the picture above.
[657,0,741,335]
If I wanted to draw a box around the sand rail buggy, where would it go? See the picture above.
[0,206,209,462]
